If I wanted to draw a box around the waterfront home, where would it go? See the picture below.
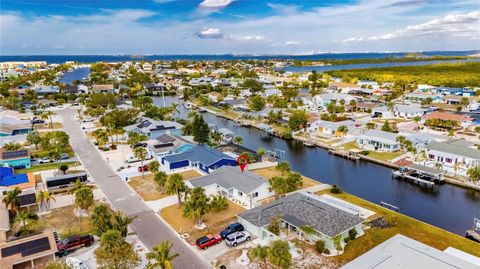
[64,84,79,94]
[312,93,357,110]
[405,133,447,150]
[357,129,400,152]
[405,93,442,103]
[425,112,474,128]
[91,84,114,94]
[32,85,60,95]
[0,149,31,169]
[143,83,165,95]
[237,192,364,253]
[371,104,427,119]
[436,87,475,97]
[307,119,355,137]
[342,234,479,269]
[327,82,360,94]
[149,134,187,158]
[426,139,480,170]
[0,228,59,268]
[77,84,89,94]
[186,166,274,209]
[159,145,236,174]
[0,117,31,137]
[208,91,222,102]
[124,117,183,139]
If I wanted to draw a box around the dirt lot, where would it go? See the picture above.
[251,167,319,189]
[36,204,94,238]
[128,170,201,201]
[160,201,245,244]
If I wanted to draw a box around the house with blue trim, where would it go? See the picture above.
[0,117,31,137]
[435,87,475,97]
[124,117,183,139]
[160,145,236,174]
[0,149,31,169]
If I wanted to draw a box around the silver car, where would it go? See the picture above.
[225,231,251,247]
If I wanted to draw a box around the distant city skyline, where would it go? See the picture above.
[1,0,479,55]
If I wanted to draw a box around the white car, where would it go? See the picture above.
[38,157,53,164]
[66,257,89,269]
[225,231,251,247]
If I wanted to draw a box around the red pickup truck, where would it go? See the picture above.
[57,234,94,257]
[138,165,149,172]
[195,234,222,250]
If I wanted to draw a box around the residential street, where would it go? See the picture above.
[60,108,211,269]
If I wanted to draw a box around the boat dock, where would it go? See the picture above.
[328,149,360,161]
[465,230,480,243]
[393,164,445,187]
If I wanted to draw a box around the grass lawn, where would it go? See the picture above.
[251,167,319,189]
[341,141,360,151]
[366,150,401,162]
[207,106,222,113]
[30,145,75,158]
[160,201,245,244]
[36,204,94,239]
[315,190,480,265]
[34,122,64,130]
[128,170,201,201]
[14,161,80,174]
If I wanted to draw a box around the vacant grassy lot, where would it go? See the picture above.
[128,170,201,201]
[160,201,245,244]
[366,150,402,162]
[15,161,80,174]
[315,189,480,265]
[36,204,94,239]
[34,122,64,130]
[251,166,320,189]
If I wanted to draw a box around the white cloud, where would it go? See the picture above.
[196,28,225,39]
[343,10,480,42]
[195,27,265,43]
[199,0,233,9]
[285,41,300,45]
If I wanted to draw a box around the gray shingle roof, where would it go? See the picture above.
[427,140,480,159]
[189,166,268,194]
[239,192,363,237]
[359,129,400,144]
[163,145,235,166]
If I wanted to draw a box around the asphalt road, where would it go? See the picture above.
[60,108,211,269]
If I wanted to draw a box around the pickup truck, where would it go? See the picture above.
[57,234,94,257]
[195,234,222,250]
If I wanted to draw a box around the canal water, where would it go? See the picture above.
[153,96,480,236]
[59,67,90,84]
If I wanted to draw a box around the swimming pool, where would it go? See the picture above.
[174,144,194,154]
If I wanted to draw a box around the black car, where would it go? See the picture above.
[31,118,45,124]
[220,223,244,239]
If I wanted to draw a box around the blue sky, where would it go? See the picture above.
[1,0,479,55]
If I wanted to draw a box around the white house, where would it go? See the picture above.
[186,166,274,209]
[307,119,355,137]
[426,139,480,170]
[357,129,400,152]
[371,104,426,119]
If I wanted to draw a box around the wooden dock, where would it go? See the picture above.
[328,149,360,161]
[465,230,480,243]
[393,171,435,186]
[392,164,444,188]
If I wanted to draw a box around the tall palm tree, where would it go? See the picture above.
[112,212,136,237]
[386,101,395,115]
[41,110,55,130]
[166,174,186,208]
[15,211,39,232]
[233,136,243,145]
[134,147,148,178]
[170,103,179,119]
[36,190,56,212]
[2,187,22,216]
[146,241,179,269]
[453,161,461,177]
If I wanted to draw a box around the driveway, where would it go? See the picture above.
[60,108,210,269]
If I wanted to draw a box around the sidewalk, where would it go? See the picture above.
[145,195,178,212]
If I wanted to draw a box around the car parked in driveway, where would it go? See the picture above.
[60,153,70,160]
[138,165,149,172]
[66,257,89,269]
[220,223,244,239]
[38,157,53,164]
[195,234,222,250]
[225,231,250,247]
[56,234,94,257]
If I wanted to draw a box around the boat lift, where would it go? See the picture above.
[392,164,445,187]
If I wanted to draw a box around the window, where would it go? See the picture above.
[428,154,435,159]
[252,192,259,198]
[446,158,452,163]
[238,191,243,196]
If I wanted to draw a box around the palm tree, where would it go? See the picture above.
[166,174,186,208]
[276,161,291,176]
[75,187,94,215]
[386,101,395,115]
[15,211,39,232]
[337,125,348,137]
[112,212,136,237]
[41,110,55,130]
[182,187,210,227]
[146,241,179,269]
[36,190,56,212]
[233,136,243,145]
[299,225,315,241]
[250,245,269,267]
[154,171,168,190]
[170,103,179,119]
[2,187,22,216]
[453,161,461,177]
[434,162,443,171]
[149,160,160,174]
[134,147,148,178]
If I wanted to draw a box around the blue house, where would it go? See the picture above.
[0,167,29,187]
[160,145,236,174]
[436,87,475,97]
[0,149,31,169]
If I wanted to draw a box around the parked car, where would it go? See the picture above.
[66,257,89,269]
[38,157,53,164]
[60,153,70,160]
[220,223,244,239]
[82,118,94,123]
[56,234,94,257]
[195,234,222,250]
[138,165,149,172]
[131,142,147,149]
[225,231,250,247]
[31,118,45,124]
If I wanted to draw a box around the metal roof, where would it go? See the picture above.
[427,140,480,160]
[163,145,235,167]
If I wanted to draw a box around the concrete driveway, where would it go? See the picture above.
[60,108,211,269]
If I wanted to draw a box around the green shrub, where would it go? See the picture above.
[323,248,330,255]
[349,228,357,240]
[315,240,325,253]
[330,185,343,194]
[360,150,370,155]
